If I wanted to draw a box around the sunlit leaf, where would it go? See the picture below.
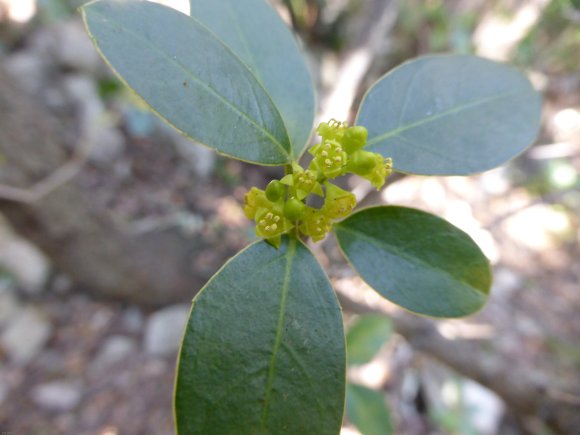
[82,0,292,165]
[357,55,541,175]
[189,0,315,157]
[335,206,491,318]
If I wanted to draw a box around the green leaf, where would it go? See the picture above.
[356,55,541,175]
[346,383,393,435]
[347,314,392,366]
[335,206,491,318]
[174,237,345,434]
[189,0,315,157]
[81,0,292,165]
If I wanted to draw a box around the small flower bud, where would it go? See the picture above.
[347,150,376,175]
[283,198,307,221]
[342,126,368,154]
[265,180,286,202]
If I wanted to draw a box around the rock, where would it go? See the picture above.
[0,307,52,364]
[463,380,504,435]
[53,19,102,74]
[62,74,126,163]
[0,239,50,295]
[122,307,145,333]
[171,130,216,179]
[4,51,49,95]
[93,335,137,369]
[0,282,22,326]
[92,126,126,163]
[144,304,190,356]
[31,380,83,412]
[0,219,50,294]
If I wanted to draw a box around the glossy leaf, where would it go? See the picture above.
[346,314,392,366]
[356,55,542,175]
[189,0,315,157]
[82,0,292,165]
[346,383,393,435]
[174,237,345,434]
[335,206,491,318]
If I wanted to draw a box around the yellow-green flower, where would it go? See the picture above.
[323,182,356,219]
[316,119,348,142]
[255,202,293,248]
[299,208,333,242]
[280,163,323,200]
[309,139,347,179]
[364,155,393,189]
[243,187,269,219]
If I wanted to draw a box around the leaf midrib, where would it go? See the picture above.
[88,5,291,161]
[366,89,524,146]
[336,223,487,296]
[259,238,296,430]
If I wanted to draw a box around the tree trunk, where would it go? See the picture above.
[0,67,203,306]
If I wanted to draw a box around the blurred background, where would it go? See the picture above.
[0,0,578,434]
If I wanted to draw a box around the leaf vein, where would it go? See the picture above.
[367,89,524,146]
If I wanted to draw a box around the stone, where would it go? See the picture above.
[0,239,50,294]
[144,304,190,356]
[31,380,83,412]
[92,335,137,369]
[122,307,145,333]
[53,19,102,74]
[0,307,52,364]
[62,74,126,163]
[4,51,49,94]
[171,130,216,179]
[0,282,21,326]
[0,219,50,294]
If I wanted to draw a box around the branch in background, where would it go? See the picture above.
[0,136,92,204]
[336,289,580,434]
[318,0,398,124]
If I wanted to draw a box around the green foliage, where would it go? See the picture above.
[81,0,541,433]
[346,384,393,435]
[357,55,541,175]
[346,314,393,366]
[174,237,345,434]
[344,315,394,434]
[335,206,491,318]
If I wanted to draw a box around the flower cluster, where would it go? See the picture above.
[244,120,392,247]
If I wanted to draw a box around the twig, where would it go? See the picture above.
[0,127,94,204]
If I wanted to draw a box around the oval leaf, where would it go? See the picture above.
[82,0,292,165]
[175,237,345,434]
[346,383,393,435]
[335,206,491,318]
[189,0,315,157]
[347,314,392,366]
[356,55,541,175]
